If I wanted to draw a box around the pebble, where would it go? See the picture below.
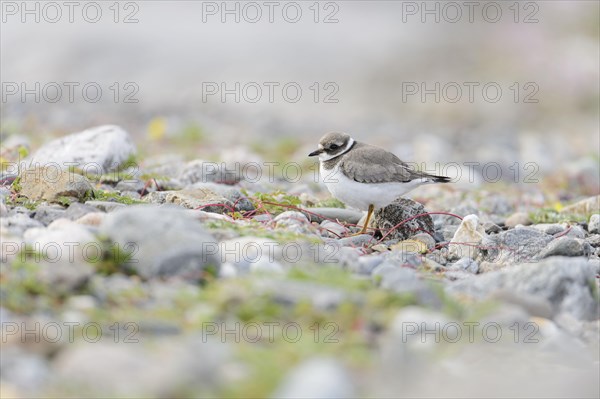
[349,253,385,275]
[483,227,553,265]
[447,257,479,274]
[411,233,436,249]
[1,213,44,237]
[85,200,127,212]
[372,263,423,293]
[588,214,600,234]
[505,212,532,228]
[64,202,101,220]
[320,220,349,238]
[483,221,502,234]
[188,183,254,212]
[337,234,374,247]
[98,206,221,281]
[32,205,67,226]
[163,189,232,213]
[560,225,587,239]
[538,237,590,258]
[529,223,566,236]
[273,211,314,235]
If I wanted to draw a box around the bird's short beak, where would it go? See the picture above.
[308,149,322,157]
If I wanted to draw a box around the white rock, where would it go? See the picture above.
[28,125,136,174]
[448,214,486,260]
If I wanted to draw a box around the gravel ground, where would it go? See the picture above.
[1,126,598,398]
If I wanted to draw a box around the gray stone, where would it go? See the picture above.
[585,234,600,247]
[320,220,350,238]
[88,274,144,303]
[446,256,598,320]
[349,253,385,275]
[143,191,169,204]
[589,214,600,234]
[64,202,100,220]
[491,290,554,319]
[483,221,502,234]
[271,357,355,399]
[381,250,424,269]
[273,211,314,235]
[53,337,227,397]
[188,182,254,212]
[251,259,284,274]
[219,236,283,273]
[27,125,136,174]
[483,227,553,265]
[372,198,434,241]
[0,347,50,394]
[323,245,362,268]
[179,159,241,185]
[163,189,233,214]
[337,234,374,247]
[505,212,532,227]
[115,179,145,193]
[32,205,67,226]
[440,225,458,241]
[142,154,186,179]
[300,207,363,224]
[19,167,93,203]
[448,257,479,274]
[373,263,421,292]
[530,223,568,236]
[479,195,514,215]
[411,233,436,249]
[0,186,11,201]
[539,237,591,258]
[432,203,479,226]
[84,200,127,212]
[257,279,358,310]
[99,206,220,281]
[562,225,587,239]
[0,213,44,237]
[372,260,444,308]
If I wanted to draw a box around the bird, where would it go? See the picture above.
[308,132,451,235]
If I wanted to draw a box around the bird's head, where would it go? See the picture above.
[308,132,354,161]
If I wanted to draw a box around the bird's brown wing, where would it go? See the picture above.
[339,144,438,184]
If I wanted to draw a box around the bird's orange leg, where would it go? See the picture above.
[352,204,374,236]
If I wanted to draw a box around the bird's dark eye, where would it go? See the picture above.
[329,144,340,150]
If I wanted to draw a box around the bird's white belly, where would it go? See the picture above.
[320,164,428,211]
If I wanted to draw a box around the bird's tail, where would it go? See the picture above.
[429,175,452,183]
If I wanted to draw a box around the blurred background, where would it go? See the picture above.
[1,0,599,188]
